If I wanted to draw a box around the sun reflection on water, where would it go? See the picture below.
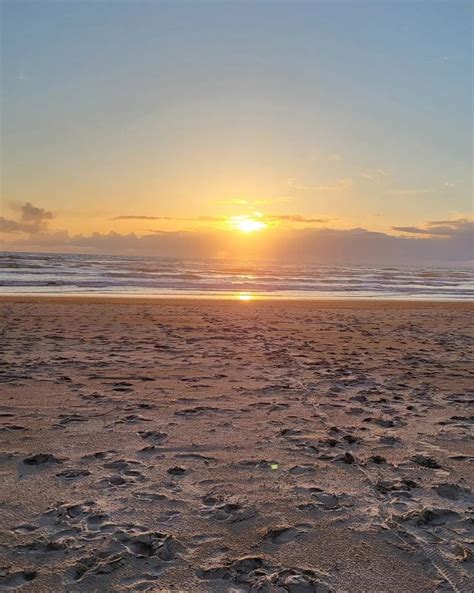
[237,292,253,301]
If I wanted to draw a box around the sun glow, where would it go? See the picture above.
[237,292,254,301]
[229,215,268,233]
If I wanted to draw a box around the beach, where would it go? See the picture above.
[1,297,473,592]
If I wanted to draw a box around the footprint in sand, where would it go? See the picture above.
[103,458,144,474]
[167,466,188,476]
[114,530,182,561]
[0,424,26,432]
[434,483,472,502]
[80,450,117,462]
[0,569,37,591]
[137,430,167,443]
[23,453,63,466]
[410,454,442,469]
[55,413,89,427]
[201,495,257,523]
[289,464,316,475]
[120,570,164,591]
[60,519,182,584]
[116,414,153,425]
[262,525,308,545]
[67,551,125,583]
[197,556,330,592]
[297,488,344,512]
[133,491,168,502]
[55,468,91,480]
[99,474,135,488]
[16,538,67,554]
[312,491,341,510]
[12,525,39,535]
[41,501,100,527]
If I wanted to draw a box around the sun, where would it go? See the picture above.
[236,219,267,233]
[229,215,268,233]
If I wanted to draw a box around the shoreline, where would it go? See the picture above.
[1,294,473,309]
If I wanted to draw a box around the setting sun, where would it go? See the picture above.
[229,215,268,233]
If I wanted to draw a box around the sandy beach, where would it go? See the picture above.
[0,297,473,593]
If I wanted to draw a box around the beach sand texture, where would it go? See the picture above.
[0,298,473,592]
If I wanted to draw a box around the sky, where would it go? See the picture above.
[1,0,472,263]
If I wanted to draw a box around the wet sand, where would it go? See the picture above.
[0,297,473,592]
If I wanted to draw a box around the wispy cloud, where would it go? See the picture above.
[388,188,430,197]
[111,215,223,222]
[111,213,328,225]
[288,178,352,192]
[265,214,328,223]
[213,199,270,206]
[391,226,429,235]
[305,151,342,165]
[360,169,389,181]
[111,215,169,221]
[392,218,472,236]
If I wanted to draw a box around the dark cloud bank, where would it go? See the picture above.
[2,225,472,265]
[1,204,472,265]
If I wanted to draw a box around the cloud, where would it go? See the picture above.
[214,199,270,206]
[360,169,389,181]
[111,215,167,221]
[392,226,430,235]
[265,215,328,223]
[111,213,328,224]
[428,218,471,229]
[288,178,353,192]
[388,188,430,196]
[20,202,54,223]
[1,202,55,233]
[110,215,223,222]
[0,218,25,233]
[268,222,473,264]
[392,218,472,237]
[3,219,472,265]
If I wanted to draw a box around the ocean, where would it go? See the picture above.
[1,252,472,300]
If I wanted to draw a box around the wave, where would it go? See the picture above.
[0,252,472,300]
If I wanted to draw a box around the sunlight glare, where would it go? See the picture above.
[237,292,253,301]
[230,215,267,233]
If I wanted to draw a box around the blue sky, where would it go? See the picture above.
[1,0,472,260]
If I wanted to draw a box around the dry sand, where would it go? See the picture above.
[0,297,473,592]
